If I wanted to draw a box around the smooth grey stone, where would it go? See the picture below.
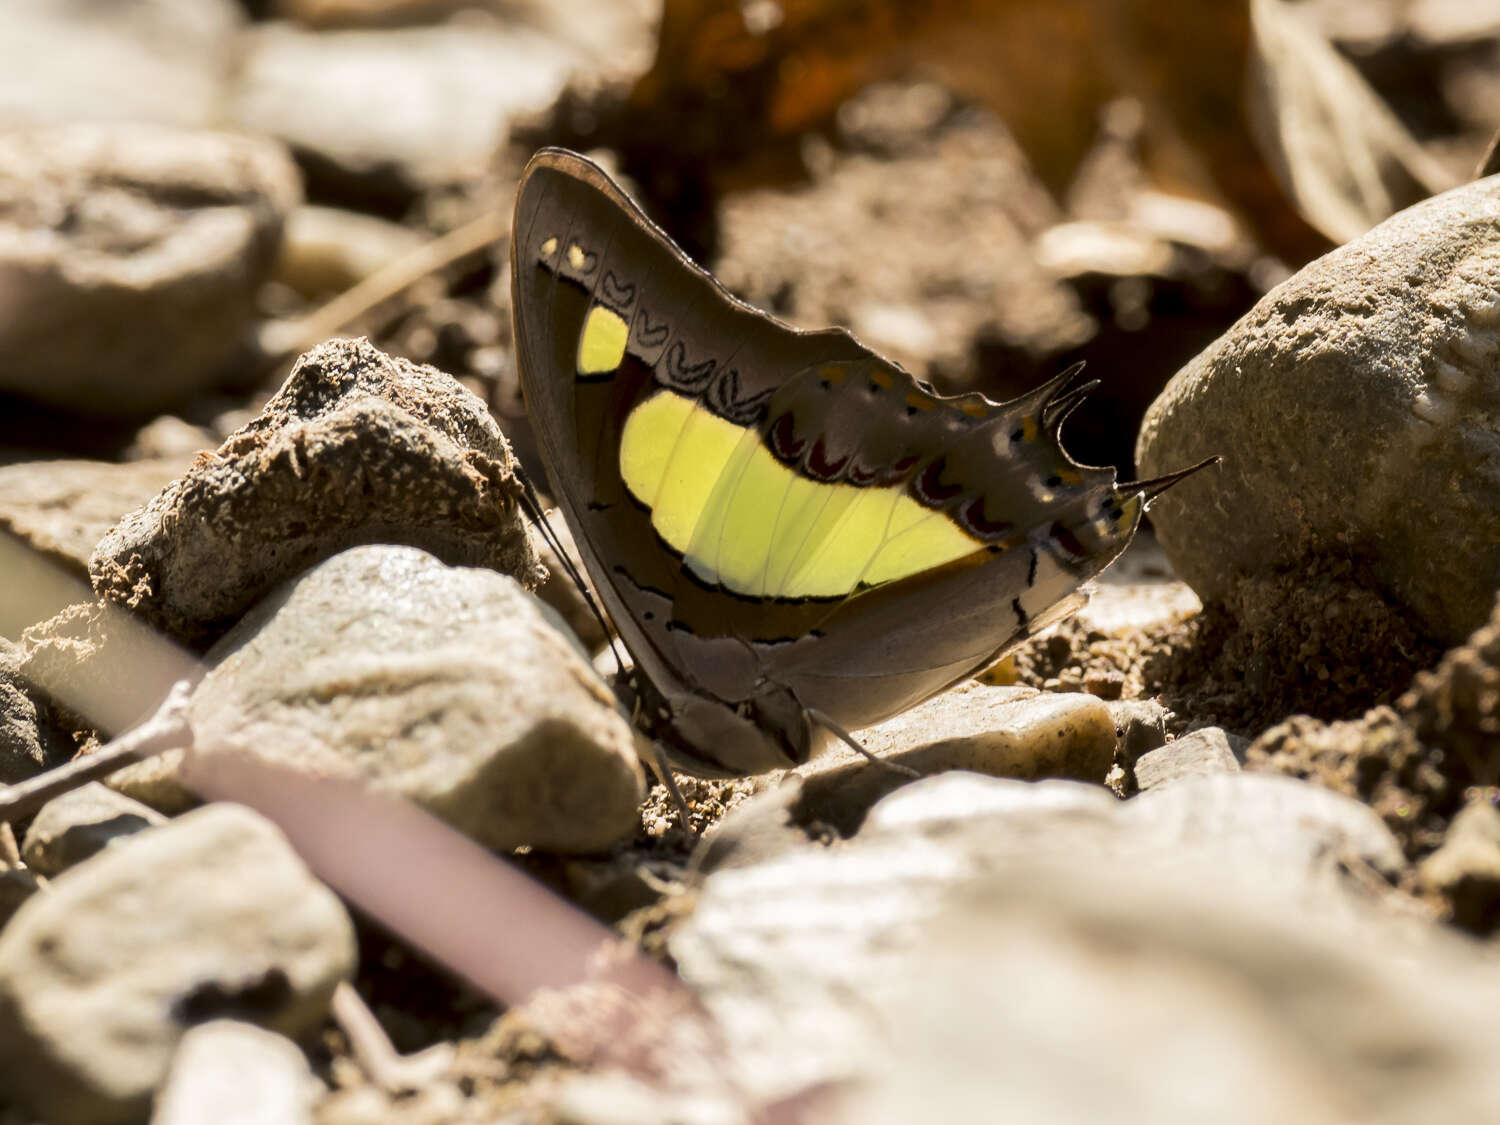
[109,545,645,854]
[1138,175,1500,643]
[1124,772,1406,883]
[0,804,354,1125]
[830,860,1500,1125]
[791,683,1116,834]
[1133,726,1241,790]
[227,20,637,196]
[273,204,426,298]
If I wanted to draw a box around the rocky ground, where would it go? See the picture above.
[3,1,1500,1123]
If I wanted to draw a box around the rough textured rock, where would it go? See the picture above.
[671,771,1448,1118]
[0,640,73,784]
[152,1021,319,1125]
[787,682,1116,833]
[1109,697,1171,767]
[21,783,166,877]
[1137,175,1500,644]
[0,804,355,1125]
[0,0,241,130]
[0,458,193,577]
[90,338,542,646]
[110,545,645,854]
[1399,596,1500,792]
[1419,796,1500,934]
[0,124,299,413]
[1134,726,1241,790]
[1248,706,1455,858]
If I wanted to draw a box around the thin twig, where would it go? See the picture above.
[0,680,194,824]
[331,981,454,1095]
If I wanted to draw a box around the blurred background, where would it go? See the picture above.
[1,0,1497,475]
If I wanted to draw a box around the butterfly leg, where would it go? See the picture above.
[804,707,920,780]
[645,738,699,838]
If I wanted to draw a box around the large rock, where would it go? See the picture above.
[832,860,1500,1125]
[110,545,645,854]
[0,124,299,413]
[90,338,542,646]
[1137,175,1500,643]
[0,804,355,1125]
[669,771,1474,1122]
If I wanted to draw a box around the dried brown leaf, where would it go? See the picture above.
[1246,0,1455,245]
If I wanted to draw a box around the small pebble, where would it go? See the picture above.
[1133,727,1241,791]
[1108,698,1171,768]
[21,782,166,877]
[151,1020,319,1125]
[1084,668,1125,700]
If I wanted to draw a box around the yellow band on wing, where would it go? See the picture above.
[619,390,984,598]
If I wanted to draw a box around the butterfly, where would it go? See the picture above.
[510,148,1206,781]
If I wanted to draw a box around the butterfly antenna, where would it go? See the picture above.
[1117,455,1222,505]
[513,467,630,677]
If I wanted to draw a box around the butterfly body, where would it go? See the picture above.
[511,149,1156,778]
